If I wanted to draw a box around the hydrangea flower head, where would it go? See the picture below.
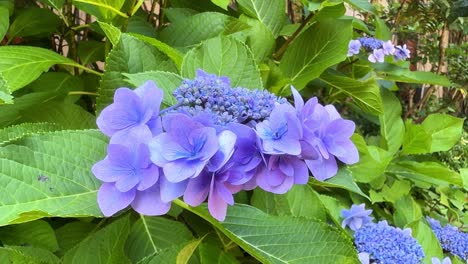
[358,37,383,51]
[394,44,411,60]
[97,81,163,143]
[368,49,385,63]
[256,103,303,155]
[92,135,168,216]
[347,40,361,56]
[382,40,395,55]
[341,204,373,231]
[149,113,220,183]
[354,220,425,264]
[432,257,452,264]
[427,217,468,260]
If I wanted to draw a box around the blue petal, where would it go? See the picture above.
[131,185,171,215]
[97,183,135,216]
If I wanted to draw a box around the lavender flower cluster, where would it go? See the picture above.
[342,204,425,264]
[92,70,359,221]
[347,37,411,63]
[428,217,468,260]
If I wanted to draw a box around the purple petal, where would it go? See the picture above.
[291,86,304,112]
[324,105,341,121]
[184,172,211,206]
[97,183,135,216]
[207,130,237,171]
[163,159,205,183]
[214,181,234,205]
[326,139,359,164]
[208,180,229,221]
[131,185,171,215]
[134,81,163,114]
[159,176,188,202]
[306,155,338,181]
[136,165,159,191]
[115,173,139,192]
[109,124,152,146]
[326,119,355,138]
[273,137,302,155]
[107,144,132,167]
[148,134,170,166]
[92,158,121,182]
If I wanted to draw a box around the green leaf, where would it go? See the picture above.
[374,18,391,40]
[0,73,13,103]
[127,15,157,37]
[393,195,422,226]
[237,0,285,36]
[38,0,65,10]
[0,123,62,146]
[0,220,58,251]
[0,130,106,226]
[401,120,432,155]
[164,8,198,22]
[407,219,443,263]
[73,0,127,21]
[0,246,60,264]
[181,203,358,264]
[238,16,276,63]
[128,33,184,70]
[98,21,121,46]
[280,19,352,90]
[348,145,392,183]
[344,0,376,14]
[382,71,451,87]
[313,1,346,22]
[8,8,60,38]
[0,46,81,92]
[96,33,177,112]
[311,168,370,200]
[125,216,194,263]
[387,160,463,187]
[181,36,263,89]
[319,70,383,115]
[198,242,239,264]
[63,215,131,264]
[251,185,327,221]
[160,12,247,48]
[55,221,96,255]
[421,114,464,152]
[379,89,404,154]
[142,239,202,264]
[77,40,105,65]
[211,0,230,10]
[123,71,182,107]
[0,7,8,40]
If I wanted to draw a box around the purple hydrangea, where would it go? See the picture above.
[341,204,373,231]
[394,44,411,60]
[382,40,395,55]
[354,221,425,264]
[368,48,385,63]
[347,40,361,57]
[432,257,452,264]
[97,81,163,144]
[358,37,383,51]
[427,217,468,260]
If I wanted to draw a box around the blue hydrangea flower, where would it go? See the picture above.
[173,70,285,125]
[347,40,361,57]
[427,217,468,260]
[256,155,308,194]
[292,91,358,180]
[92,135,168,216]
[394,44,411,60]
[97,81,163,144]
[149,113,220,183]
[358,37,383,51]
[256,103,303,155]
[382,40,395,55]
[341,204,373,231]
[432,257,452,264]
[354,221,425,264]
[368,48,385,63]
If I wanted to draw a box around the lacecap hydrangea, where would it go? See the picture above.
[93,70,359,221]
[347,37,410,63]
[427,217,468,260]
[341,204,425,264]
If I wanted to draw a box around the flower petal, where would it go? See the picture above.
[97,183,135,217]
[208,180,229,221]
[131,185,171,215]
[136,165,159,191]
[159,176,188,202]
[306,155,338,181]
[184,171,211,206]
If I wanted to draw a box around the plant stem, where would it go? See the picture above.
[68,91,98,96]
[273,12,314,60]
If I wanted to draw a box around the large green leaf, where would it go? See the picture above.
[198,242,239,264]
[55,221,96,255]
[97,21,121,46]
[382,71,451,87]
[421,114,464,152]
[179,203,358,264]
[0,123,62,146]
[311,168,370,200]
[0,7,8,40]
[125,216,194,263]
[181,36,263,89]
[0,246,60,264]
[62,215,131,264]
[96,33,177,112]
[8,8,60,38]
[348,145,392,183]
[237,0,285,36]
[379,89,404,154]
[387,160,463,187]
[407,219,443,263]
[251,185,327,221]
[123,71,183,107]
[319,70,383,115]
[72,0,127,21]
[0,46,81,92]
[141,239,202,264]
[0,130,106,226]
[313,1,346,22]
[0,220,58,251]
[77,40,105,65]
[344,0,376,14]
[238,16,276,63]
[393,195,422,226]
[401,120,432,155]
[160,12,248,48]
[280,19,352,89]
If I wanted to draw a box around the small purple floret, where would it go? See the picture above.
[341,204,373,231]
